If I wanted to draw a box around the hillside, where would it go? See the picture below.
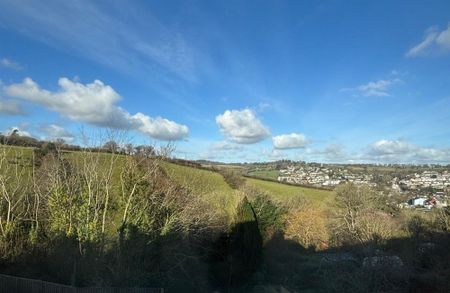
[245,177,334,205]
[1,144,334,212]
[2,144,450,292]
[160,161,240,221]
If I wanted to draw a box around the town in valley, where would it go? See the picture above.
[245,161,450,209]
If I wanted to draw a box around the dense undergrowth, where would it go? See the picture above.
[0,143,449,292]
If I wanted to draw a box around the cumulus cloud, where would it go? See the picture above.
[39,124,74,142]
[406,24,450,57]
[341,78,401,97]
[366,139,450,163]
[0,98,25,115]
[216,109,270,144]
[368,140,416,156]
[0,58,23,70]
[133,113,189,141]
[4,77,189,140]
[272,133,309,149]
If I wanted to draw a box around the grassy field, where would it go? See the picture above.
[201,163,245,173]
[160,161,240,220]
[1,144,332,219]
[245,177,334,205]
[248,169,279,180]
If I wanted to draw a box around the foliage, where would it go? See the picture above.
[1,144,450,292]
[333,183,398,245]
[249,190,287,241]
[220,169,245,189]
[285,201,329,250]
[433,207,450,232]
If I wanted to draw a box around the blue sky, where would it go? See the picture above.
[1,0,450,163]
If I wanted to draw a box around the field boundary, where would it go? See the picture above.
[0,274,163,293]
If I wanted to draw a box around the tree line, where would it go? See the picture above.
[0,136,449,291]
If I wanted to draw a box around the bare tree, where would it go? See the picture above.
[0,147,32,238]
[333,183,397,244]
[285,199,329,250]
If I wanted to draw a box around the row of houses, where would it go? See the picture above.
[278,165,375,187]
[397,171,450,190]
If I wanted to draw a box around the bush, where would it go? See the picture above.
[220,170,244,189]
[333,183,399,245]
[33,142,58,166]
[284,202,329,250]
[251,193,287,241]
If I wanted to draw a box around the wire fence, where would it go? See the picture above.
[0,274,164,293]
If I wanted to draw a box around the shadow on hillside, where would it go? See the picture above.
[208,220,263,291]
[260,231,450,293]
[0,224,214,291]
[1,224,449,292]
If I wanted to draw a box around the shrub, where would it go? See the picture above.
[220,170,244,189]
[333,183,399,245]
[285,203,329,250]
[251,193,287,241]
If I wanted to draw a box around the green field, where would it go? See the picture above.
[1,144,332,218]
[160,162,333,213]
[248,169,279,180]
[245,177,334,205]
[160,161,240,219]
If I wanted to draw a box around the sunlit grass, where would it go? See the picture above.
[248,169,279,180]
[160,161,240,220]
[245,177,334,206]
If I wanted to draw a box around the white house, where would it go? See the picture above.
[410,197,427,206]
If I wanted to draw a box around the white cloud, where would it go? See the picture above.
[199,141,245,160]
[322,144,346,158]
[0,98,25,115]
[272,133,309,149]
[0,58,23,70]
[39,124,74,142]
[300,144,349,163]
[216,109,270,144]
[4,77,189,140]
[210,141,244,151]
[368,139,416,156]
[436,25,450,49]
[406,24,450,57]
[5,78,126,126]
[261,148,286,160]
[341,78,401,97]
[133,113,189,141]
[312,144,347,160]
[366,139,450,163]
